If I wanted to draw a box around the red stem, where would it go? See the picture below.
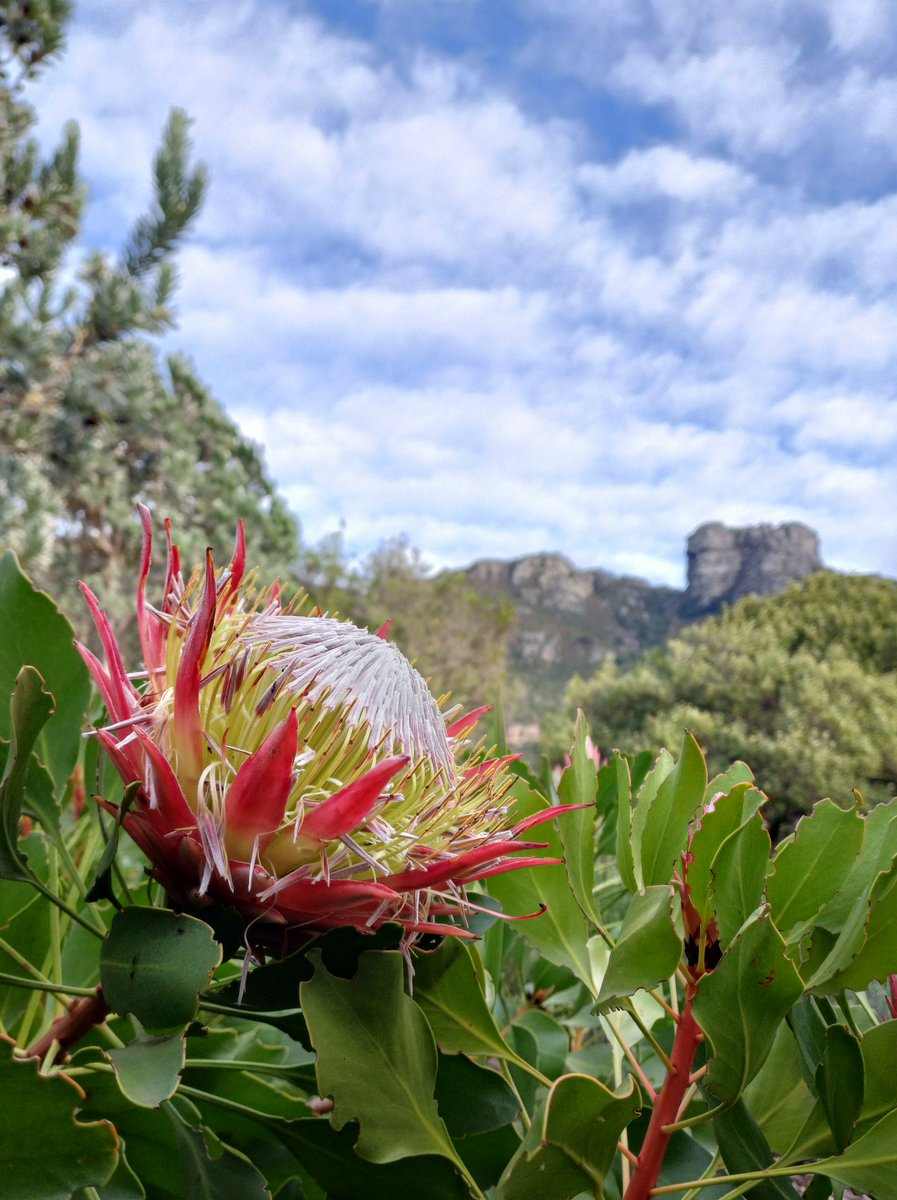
[25,987,110,1067]
[624,987,703,1200]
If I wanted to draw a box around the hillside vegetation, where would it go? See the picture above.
[564,571,897,831]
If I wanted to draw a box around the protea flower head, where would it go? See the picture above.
[78,508,580,954]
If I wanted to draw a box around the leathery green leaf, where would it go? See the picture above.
[743,1022,817,1155]
[610,753,637,894]
[497,1074,640,1200]
[413,938,532,1072]
[487,782,593,990]
[638,733,707,888]
[807,860,897,994]
[100,908,221,1032]
[0,667,54,884]
[856,1019,897,1136]
[594,885,681,1013]
[710,811,770,948]
[164,1103,270,1200]
[767,799,864,937]
[300,949,461,1168]
[0,1034,119,1200]
[712,1100,802,1200]
[808,1108,897,1197]
[693,914,805,1104]
[815,1024,864,1153]
[815,799,897,933]
[0,552,92,795]
[108,1021,186,1108]
[631,748,674,888]
[687,785,752,925]
[557,710,600,924]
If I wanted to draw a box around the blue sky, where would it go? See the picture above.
[31,0,897,585]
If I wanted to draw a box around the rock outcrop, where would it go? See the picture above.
[463,521,826,731]
[683,521,822,615]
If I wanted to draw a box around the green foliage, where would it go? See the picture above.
[568,571,897,830]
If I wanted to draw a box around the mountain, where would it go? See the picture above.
[463,521,824,740]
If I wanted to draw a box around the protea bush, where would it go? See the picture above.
[77,507,576,953]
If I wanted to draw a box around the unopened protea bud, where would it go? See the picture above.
[78,508,580,952]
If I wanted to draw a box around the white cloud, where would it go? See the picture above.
[21,0,897,588]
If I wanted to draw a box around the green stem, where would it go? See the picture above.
[661,1101,724,1134]
[0,971,98,998]
[183,1058,305,1076]
[621,1000,673,1070]
[0,934,53,984]
[498,1059,532,1131]
[649,1164,808,1194]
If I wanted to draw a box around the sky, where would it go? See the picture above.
[30,0,897,586]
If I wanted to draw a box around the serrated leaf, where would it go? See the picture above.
[816,800,897,933]
[0,553,92,794]
[0,667,54,884]
[693,915,805,1104]
[631,748,674,888]
[706,762,754,800]
[497,1074,640,1200]
[557,711,600,924]
[109,1023,186,1108]
[413,938,531,1071]
[300,949,461,1168]
[855,1020,897,1137]
[687,785,752,925]
[807,862,897,994]
[594,886,681,1012]
[487,784,593,989]
[638,733,708,888]
[0,1034,119,1200]
[815,1024,863,1153]
[710,811,770,948]
[101,908,221,1032]
[767,800,865,937]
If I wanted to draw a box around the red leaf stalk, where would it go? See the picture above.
[624,986,703,1200]
[25,986,110,1067]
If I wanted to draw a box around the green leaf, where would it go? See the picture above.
[487,783,594,989]
[557,711,600,925]
[300,949,460,1168]
[0,1035,119,1200]
[815,1024,864,1153]
[101,908,222,1032]
[637,733,708,888]
[706,761,754,800]
[856,1019,897,1136]
[693,914,805,1104]
[164,1104,270,1200]
[109,1023,186,1108]
[434,1053,520,1137]
[810,1108,897,1197]
[413,939,530,1070]
[815,800,897,933]
[91,1142,146,1199]
[0,667,54,884]
[712,1100,801,1200]
[767,800,865,937]
[631,748,674,888]
[743,1022,818,1155]
[710,811,770,948]
[594,885,681,1013]
[497,1074,640,1200]
[0,553,92,794]
[807,862,897,994]
[687,785,752,925]
[513,1009,569,1080]
[610,753,637,894]
[277,1120,469,1200]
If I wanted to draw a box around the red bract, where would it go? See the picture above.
[79,509,581,954]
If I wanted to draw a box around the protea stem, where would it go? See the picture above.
[623,986,703,1200]
[25,986,110,1068]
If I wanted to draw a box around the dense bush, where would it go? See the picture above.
[565,572,897,832]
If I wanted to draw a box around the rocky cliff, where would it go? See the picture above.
[464,521,824,733]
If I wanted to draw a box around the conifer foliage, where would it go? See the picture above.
[0,0,300,629]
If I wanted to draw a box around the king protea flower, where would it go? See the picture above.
[78,508,580,952]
